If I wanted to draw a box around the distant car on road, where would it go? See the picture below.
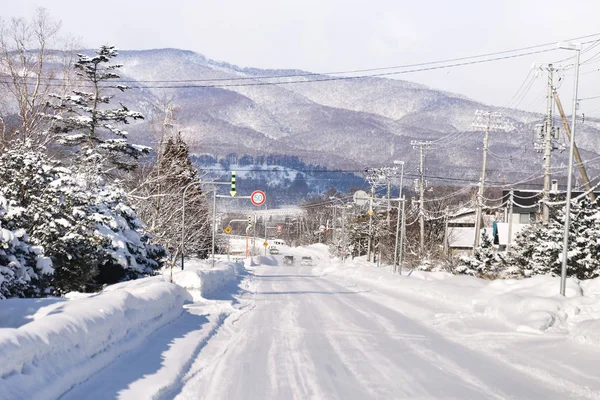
[268,246,279,255]
[300,256,313,266]
[283,255,294,265]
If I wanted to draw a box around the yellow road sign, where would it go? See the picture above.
[224,226,232,234]
[263,241,269,247]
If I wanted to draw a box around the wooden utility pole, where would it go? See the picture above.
[553,91,596,202]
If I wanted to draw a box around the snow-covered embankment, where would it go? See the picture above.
[0,260,246,400]
[310,244,600,346]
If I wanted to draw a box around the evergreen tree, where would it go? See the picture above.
[131,133,211,259]
[0,146,99,294]
[456,230,503,277]
[90,187,165,286]
[0,145,164,295]
[45,45,150,173]
[0,194,52,299]
[507,198,600,279]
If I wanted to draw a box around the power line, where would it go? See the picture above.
[9,32,600,86]
[0,46,582,90]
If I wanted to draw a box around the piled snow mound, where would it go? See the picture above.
[0,297,67,329]
[471,276,600,345]
[169,259,246,301]
[472,276,584,332]
[0,279,191,400]
[312,249,600,346]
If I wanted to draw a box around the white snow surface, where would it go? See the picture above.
[170,258,246,301]
[0,259,246,400]
[3,246,600,399]
[311,245,600,344]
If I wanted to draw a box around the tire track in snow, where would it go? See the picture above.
[315,271,599,399]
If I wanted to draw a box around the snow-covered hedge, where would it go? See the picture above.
[0,279,191,400]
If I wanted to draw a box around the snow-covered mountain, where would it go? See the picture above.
[114,49,600,186]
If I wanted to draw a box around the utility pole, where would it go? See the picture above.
[507,189,514,253]
[542,64,555,223]
[367,186,374,262]
[553,90,596,202]
[443,206,449,256]
[393,161,405,272]
[472,111,506,250]
[386,175,392,226]
[399,196,406,270]
[411,140,431,258]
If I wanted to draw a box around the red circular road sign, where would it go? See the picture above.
[276,225,283,232]
[250,190,266,206]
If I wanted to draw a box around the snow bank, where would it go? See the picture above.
[0,297,67,329]
[253,255,278,266]
[169,258,246,301]
[0,279,191,400]
[310,244,600,347]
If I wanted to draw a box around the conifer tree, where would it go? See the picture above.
[131,133,211,259]
[507,198,600,279]
[456,230,503,277]
[45,45,150,173]
[0,194,52,299]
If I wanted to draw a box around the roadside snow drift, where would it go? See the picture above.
[170,259,246,301]
[0,279,191,400]
[309,244,600,347]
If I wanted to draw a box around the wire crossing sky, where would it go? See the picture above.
[4,0,600,116]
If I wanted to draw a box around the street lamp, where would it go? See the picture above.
[393,160,405,273]
[557,41,582,296]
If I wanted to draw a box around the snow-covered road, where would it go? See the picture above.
[60,263,600,400]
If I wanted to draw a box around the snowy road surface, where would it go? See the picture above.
[61,264,600,400]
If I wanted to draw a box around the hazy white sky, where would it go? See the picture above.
[5,0,600,116]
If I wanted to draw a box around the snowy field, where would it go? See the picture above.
[1,246,600,399]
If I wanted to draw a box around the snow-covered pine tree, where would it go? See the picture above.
[130,133,210,259]
[0,145,101,294]
[456,230,503,277]
[0,145,165,294]
[507,198,600,279]
[508,217,562,277]
[90,186,165,285]
[45,45,150,173]
[558,198,600,279]
[0,194,53,299]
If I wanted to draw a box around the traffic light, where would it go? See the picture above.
[230,171,236,197]
[248,215,253,227]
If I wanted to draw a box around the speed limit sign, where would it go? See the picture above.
[250,190,266,206]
